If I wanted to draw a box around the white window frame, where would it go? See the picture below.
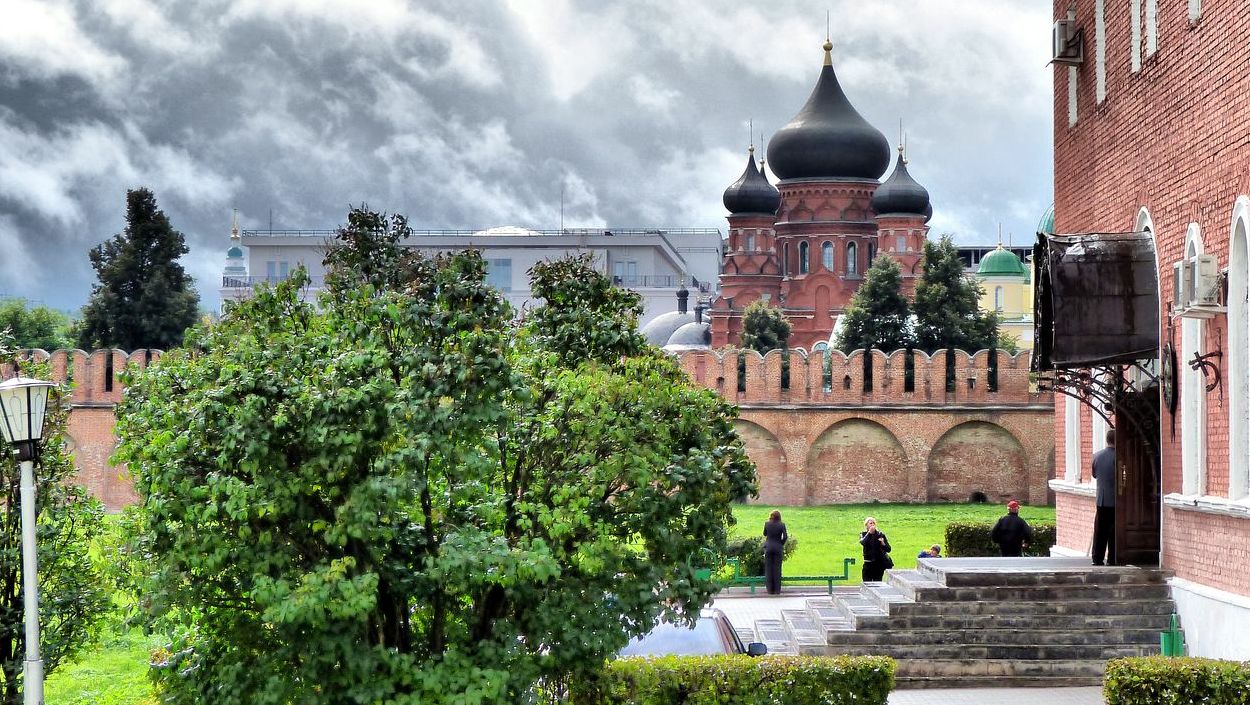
[1095,0,1107,103]
[1145,0,1158,57]
[1092,370,1109,457]
[994,286,1004,311]
[1189,0,1201,22]
[846,241,858,275]
[1181,224,1207,496]
[822,241,834,271]
[1229,197,1250,500]
[1130,0,1142,72]
[1065,395,1082,482]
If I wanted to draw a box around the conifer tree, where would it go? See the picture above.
[835,253,912,352]
[912,234,998,353]
[740,299,791,353]
[76,189,199,350]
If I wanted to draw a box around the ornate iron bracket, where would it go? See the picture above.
[1037,362,1161,444]
[1189,350,1224,395]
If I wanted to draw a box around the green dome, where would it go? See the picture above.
[977,246,1028,277]
[227,246,244,258]
[1037,203,1055,235]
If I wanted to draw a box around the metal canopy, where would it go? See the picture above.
[1033,231,1159,371]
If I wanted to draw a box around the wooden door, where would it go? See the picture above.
[1114,388,1161,566]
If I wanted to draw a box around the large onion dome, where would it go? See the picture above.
[723,147,780,214]
[977,245,1028,278]
[663,320,712,351]
[872,148,931,217]
[642,286,696,346]
[766,41,890,181]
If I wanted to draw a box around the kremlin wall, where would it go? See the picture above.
[10,346,1053,512]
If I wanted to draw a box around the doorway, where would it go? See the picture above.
[1114,386,1161,566]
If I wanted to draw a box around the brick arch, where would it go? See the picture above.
[806,418,907,503]
[734,419,795,505]
[926,421,1027,502]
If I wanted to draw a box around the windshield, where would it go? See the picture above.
[618,617,731,656]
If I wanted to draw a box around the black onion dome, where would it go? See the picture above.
[872,152,931,216]
[766,41,890,181]
[722,148,780,214]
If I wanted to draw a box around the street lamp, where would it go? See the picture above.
[0,376,57,705]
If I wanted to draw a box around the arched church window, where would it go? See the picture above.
[783,244,790,276]
[799,242,810,274]
[846,242,858,275]
[746,233,756,251]
[822,241,834,271]
[994,286,1004,311]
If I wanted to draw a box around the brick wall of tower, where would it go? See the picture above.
[1053,0,1250,596]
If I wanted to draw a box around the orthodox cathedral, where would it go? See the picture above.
[709,40,933,351]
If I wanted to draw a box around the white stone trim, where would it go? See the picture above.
[1067,66,1078,126]
[1049,478,1096,497]
[1164,493,1250,519]
[1181,225,1207,496]
[1145,0,1158,57]
[1230,196,1250,500]
[1188,0,1202,23]
[1064,395,1082,481]
[1094,0,1107,103]
[1049,544,1085,558]
[1169,576,1250,660]
[1130,0,1142,72]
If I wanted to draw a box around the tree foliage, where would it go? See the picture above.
[835,254,912,353]
[912,235,998,354]
[0,336,109,704]
[739,300,790,353]
[116,207,756,705]
[0,300,72,351]
[77,188,199,351]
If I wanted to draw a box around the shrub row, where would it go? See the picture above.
[724,536,798,576]
[944,521,1057,557]
[573,655,894,705]
[1105,657,1250,704]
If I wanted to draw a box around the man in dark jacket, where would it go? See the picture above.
[990,500,1033,557]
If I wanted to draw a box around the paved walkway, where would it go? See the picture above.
[710,590,1106,705]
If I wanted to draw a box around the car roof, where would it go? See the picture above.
[618,610,742,657]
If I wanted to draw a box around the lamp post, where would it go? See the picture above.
[0,376,56,705]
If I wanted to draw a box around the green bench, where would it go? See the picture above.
[723,557,857,595]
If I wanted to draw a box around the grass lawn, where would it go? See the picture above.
[730,503,1056,582]
[45,629,159,705]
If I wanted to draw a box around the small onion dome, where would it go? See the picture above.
[663,321,712,351]
[722,147,780,214]
[766,40,890,181]
[977,245,1028,278]
[642,310,696,346]
[1037,203,1055,235]
[227,245,244,258]
[872,150,931,217]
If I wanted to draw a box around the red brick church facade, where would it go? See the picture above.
[711,41,931,350]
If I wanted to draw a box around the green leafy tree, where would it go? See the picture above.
[740,299,790,353]
[835,254,913,353]
[76,188,199,351]
[116,208,755,705]
[913,235,999,353]
[0,336,109,704]
[0,300,72,351]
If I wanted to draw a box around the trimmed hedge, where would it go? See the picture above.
[1105,657,1250,704]
[945,521,1057,557]
[573,655,895,705]
[725,535,798,576]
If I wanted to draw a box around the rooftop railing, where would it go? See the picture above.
[240,227,723,238]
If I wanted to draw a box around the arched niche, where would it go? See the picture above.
[805,418,906,503]
[926,421,1027,502]
[733,419,794,505]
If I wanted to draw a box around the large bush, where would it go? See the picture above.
[116,211,756,705]
[574,655,894,705]
[1105,657,1250,705]
[725,536,798,576]
[945,521,1057,557]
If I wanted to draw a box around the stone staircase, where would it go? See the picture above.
[742,557,1174,688]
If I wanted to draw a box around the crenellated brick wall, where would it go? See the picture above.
[8,347,1054,511]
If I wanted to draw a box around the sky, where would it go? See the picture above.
[0,0,1054,312]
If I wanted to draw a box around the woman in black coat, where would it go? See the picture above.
[859,516,892,582]
[762,510,788,595]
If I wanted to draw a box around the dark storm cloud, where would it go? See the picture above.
[0,0,1052,311]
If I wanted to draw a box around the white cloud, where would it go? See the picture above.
[0,0,126,88]
[94,0,199,56]
[0,215,41,294]
[629,76,681,115]
[505,0,638,101]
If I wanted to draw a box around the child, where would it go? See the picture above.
[918,544,942,559]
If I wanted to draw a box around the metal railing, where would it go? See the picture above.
[221,275,327,288]
[241,227,723,238]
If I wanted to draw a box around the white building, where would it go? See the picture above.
[220,222,723,326]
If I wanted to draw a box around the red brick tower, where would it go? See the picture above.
[711,39,899,350]
[871,144,932,296]
[710,146,782,347]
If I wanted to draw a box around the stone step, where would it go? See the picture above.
[825,627,1163,646]
[903,583,1171,602]
[849,611,1173,631]
[780,609,829,651]
[886,597,1175,617]
[892,657,1108,680]
[822,642,1157,660]
[803,598,854,631]
[895,675,1105,689]
[752,618,797,655]
[859,581,913,612]
[885,569,945,600]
